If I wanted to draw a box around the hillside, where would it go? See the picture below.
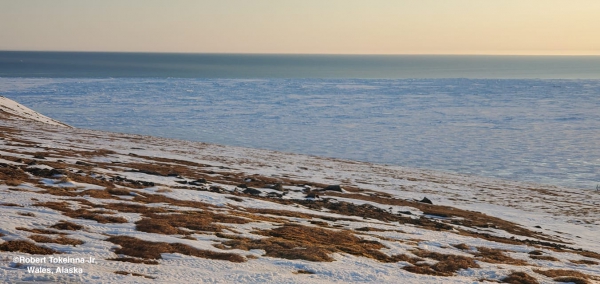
[1,97,599,283]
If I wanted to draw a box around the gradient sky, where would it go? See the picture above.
[1,0,599,55]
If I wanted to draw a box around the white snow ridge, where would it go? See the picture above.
[1,101,599,283]
[0,96,71,127]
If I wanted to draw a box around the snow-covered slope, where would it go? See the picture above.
[1,107,599,283]
[0,96,71,127]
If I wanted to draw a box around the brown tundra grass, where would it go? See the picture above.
[135,211,249,235]
[34,201,128,224]
[107,257,159,265]
[533,269,598,283]
[473,247,528,265]
[570,259,599,265]
[217,224,414,263]
[16,227,63,235]
[405,249,480,276]
[106,235,245,263]
[529,254,559,261]
[501,271,539,284]
[29,234,84,246]
[452,243,471,250]
[552,277,589,284]
[0,240,60,255]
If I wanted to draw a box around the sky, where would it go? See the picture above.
[1,0,599,55]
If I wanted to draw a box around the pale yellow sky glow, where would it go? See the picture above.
[1,0,599,55]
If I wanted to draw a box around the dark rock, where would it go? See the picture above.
[112,176,125,182]
[419,197,433,204]
[33,155,45,160]
[237,184,248,189]
[398,211,413,215]
[49,169,67,176]
[174,180,188,185]
[534,225,542,229]
[210,186,224,193]
[306,191,320,199]
[226,196,244,202]
[25,168,66,178]
[323,185,343,192]
[189,178,207,186]
[167,173,179,177]
[243,188,262,196]
[267,192,283,198]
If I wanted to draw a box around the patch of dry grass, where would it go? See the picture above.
[0,240,60,255]
[570,259,599,265]
[3,179,23,186]
[533,269,598,283]
[107,257,159,265]
[218,224,413,263]
[404,250,480,276]
[529,255,559,261]
[34,201,128,224]
[577,250,600,260]
[136,211,249,234]
[16,212,35,217]
[452,243,470,250]
[553,277,589,284]
[501,271,539,284]
[132,192,215,210]
[473,247,528,265]
[119,162,189,178]
[101,202,168,214]
[29,234,84,246]
[106,235,245,262]
[16,227,63,235]
[0,164,30,185]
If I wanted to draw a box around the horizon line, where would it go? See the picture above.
[2,49,600,57]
